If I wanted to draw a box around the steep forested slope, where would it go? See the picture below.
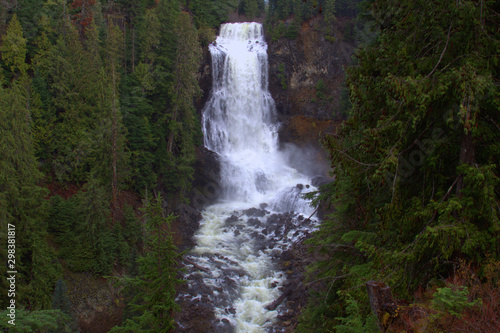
[0,0,234,331]
[2,0,497,332]
[300,1,500,331]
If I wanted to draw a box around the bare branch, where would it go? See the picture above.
[426,23,453,78]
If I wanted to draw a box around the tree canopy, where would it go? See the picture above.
[300,0,500,331]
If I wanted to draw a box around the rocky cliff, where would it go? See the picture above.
[268,16,355,121]
[268,16,356,150]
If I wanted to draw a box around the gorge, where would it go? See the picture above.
[177,22,322,332]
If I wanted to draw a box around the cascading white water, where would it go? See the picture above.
[180,23,318,332]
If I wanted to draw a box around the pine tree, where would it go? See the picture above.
[241,0,260,18]
[51,278,79,332]
[44,19,99,182]
[189,0,238,28]
[119,70,157,194]
[100,20,129,222]
[110,193,181,332]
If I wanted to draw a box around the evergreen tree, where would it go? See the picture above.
[189,0,238,29]
[75,174,113,274]
[43,19,100,182]
[110,193,181,332]
[0,309,71,332]
[239,0,261,18]
[0,14,28,76]
[0,16,61,309]
[100,20,129,221]
[52,279,72,315]
[302,0,500,330]
[0,74,60,310]
[51,278,78,332]
[120,70,157,194]
[160,11,202,199]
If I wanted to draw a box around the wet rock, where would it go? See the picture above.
[225,307,236,315]
[271,225,321,333]
[251,231,266,241]
[175,298,216,333]
[243,207,267,217]
[191,146,221,208]
[173,203,202,251]
[267,214,281,225]
[259,203,268,210]
[248,217,261,226]
[311,176,332,187]
[225,215,239,223]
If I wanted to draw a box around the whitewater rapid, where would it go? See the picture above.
[179,22,319,332]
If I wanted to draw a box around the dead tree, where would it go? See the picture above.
[366,280,400,331]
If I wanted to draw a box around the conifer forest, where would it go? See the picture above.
[0,0,499,332]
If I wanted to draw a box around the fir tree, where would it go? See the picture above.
[162,11,202,199]
[0,14,28,76]
[302,0,500,330]
[110,193,181,332]
[0,71,59,310]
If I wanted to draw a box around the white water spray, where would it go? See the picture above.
[181,23,318,332]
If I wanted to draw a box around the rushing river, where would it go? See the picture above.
[179,22,319,332]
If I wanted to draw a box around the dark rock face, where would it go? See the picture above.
[195,46,213,117]
[173,203,203,251]
[266,16,356,182]
[267,16,356,122]
[311,176,332,187]
[191,146,221,209]
[270,232,323,333]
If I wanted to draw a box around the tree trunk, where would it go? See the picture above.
[110,41,118,224]
[366,281,398,332]
[265,276,304,311]
[456,131,475,196]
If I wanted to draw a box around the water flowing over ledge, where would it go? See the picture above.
[179,22,319,332]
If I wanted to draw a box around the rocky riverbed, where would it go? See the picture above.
[174,203,322,332]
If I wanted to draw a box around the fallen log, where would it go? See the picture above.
[265,276,304,311]
[183,257,211,273]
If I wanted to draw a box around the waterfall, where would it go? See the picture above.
[179,23,318,332]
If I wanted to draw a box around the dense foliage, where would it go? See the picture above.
[300,0,500,331]
[2,0,498,331]
[110,194,181,333]
[0,0,220,330]
[266,0,363,40]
